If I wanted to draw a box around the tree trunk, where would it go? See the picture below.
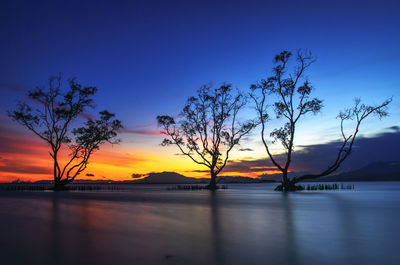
[274,171,304,192]
[53,168,68,191]
[53,179,70,191]
[53,158,63,191]
[53,181,65,191]
[52,152,66,191]
[282,170,289,190]
[206,171,218,190]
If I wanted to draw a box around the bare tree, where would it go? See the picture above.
[157,84,256,190]
[289,98,392,188]
[8,74,122,190]
[250,50,322,191]
[250,50,391,191]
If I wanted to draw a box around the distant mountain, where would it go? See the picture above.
[218,176,263,183]
[132,172,208,184]
[259,173,282,182]
[310,161,400,182]
[132,172,262,184]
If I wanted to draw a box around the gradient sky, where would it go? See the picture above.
[0,0,399,182]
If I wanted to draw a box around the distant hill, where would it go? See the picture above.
[132,172,208,184]
[218,176,263,183]
[309,161,400,182]
[132,172,262,184]
[259,173,282,182]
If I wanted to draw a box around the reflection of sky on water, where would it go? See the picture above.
[0,183,399,265]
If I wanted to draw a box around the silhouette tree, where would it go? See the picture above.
[287,97,391,190]
[250,50,391,191]
[8,74,122,190]
[157,84,256,190]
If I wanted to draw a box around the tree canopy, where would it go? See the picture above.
[250,50,391,191]
[8,74,122,190]
[157,84,256,189]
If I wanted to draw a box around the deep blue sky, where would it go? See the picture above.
[1,0,399,123]
[0,0,399,180]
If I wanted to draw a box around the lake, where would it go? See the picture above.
[1,182,399,265]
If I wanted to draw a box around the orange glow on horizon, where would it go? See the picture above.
[250,166,277,170]
[0,121,288,183]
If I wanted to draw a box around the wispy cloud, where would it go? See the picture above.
[0,157,50,175]
[131,173,147,179]
[387,126,400,132]
[121,128,161,136]
[0,119,48,155]
[239,148,254,151]
[79,112,96,121]
[0,83,28,93]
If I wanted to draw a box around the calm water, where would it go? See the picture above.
[0,182,399,265]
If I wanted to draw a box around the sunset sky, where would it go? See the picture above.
[0,0,399,182]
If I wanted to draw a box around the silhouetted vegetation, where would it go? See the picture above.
[157,85,256,190]
[288,98,391,189]
[304,183,354,191]
[250,50,391,191]
[167,184,227,190]
[0,183,122,191]
[8,74,122,191]
[0,184,49,191]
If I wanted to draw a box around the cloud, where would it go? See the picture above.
[92,149,149,167]
[224,129,400,177]
[184,160,279,178]
[0,135,47,155]
[221,159,280,175]
[121,128,161,136]
[0,119,48,155]
[292,130,400,172]
[186,169,209,173]
[85,173,95,177]
[0,83,28,93]
[131,173,146,178]
[387,126,400,132]
[0,157,50,175]
[79,112,96,121]
[239,148,254,151]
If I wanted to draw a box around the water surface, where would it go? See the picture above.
[1,182,399,265]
